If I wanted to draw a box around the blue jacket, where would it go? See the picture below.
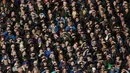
[65,26,76,31]
[3,31,16,41]
[45,50,51,57]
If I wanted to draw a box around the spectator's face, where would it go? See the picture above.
[31,29,35,35]
[73,43,78,49]
[3,59,9,65]
[47,47,50,51]
[95,29,99,34]
[43,62,47,66]
[87,56,92,62]
[22,51,26,57]
[48,14,52,20]
[109,9,113,15]
[97,55,102,60]
[15,31,19,36]
[97,62,101,67]
[67,46,71,52]
[2,44,6,49]
[1,36,4,41]
[97,1,101,5]
[18,68,23,73]
[61,43,65,48]
[11,50,16,56]
[60,23,64,28]
[90,32,94,39]
[33,61,38,66]
[70,61,75,66]
[42,23,46,28]
[101,65,105,70]
[55,41,59,46]
[33,68,38,73]
[0,7,3,11]
[124,3,128,9]
[30,47,34,52]
[105,30,109,35]
[77,24,81,29]
[96,0,99,2]
[116,56,120,62]
[62,68,67,73]
[28,20,32,24]
[11,11,15,17]
[125,8,129,13]
[63,1,67,7]
[26,34,30,39]
[2,50,6,54]
[72,7,76,11]
[56,47,60,51]
[39,49,43,53]
[87,29,91,33]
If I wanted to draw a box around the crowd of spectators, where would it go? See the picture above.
[0,0,130,73]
